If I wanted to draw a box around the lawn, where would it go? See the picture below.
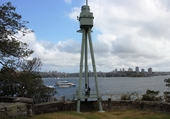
[7,110,170,119]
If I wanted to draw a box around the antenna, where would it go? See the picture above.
[86,0,88,12]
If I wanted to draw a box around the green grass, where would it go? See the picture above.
[5,110,170,119]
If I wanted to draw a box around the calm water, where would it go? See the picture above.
[43,76,169,100]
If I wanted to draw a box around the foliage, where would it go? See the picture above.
[33,85,57,103]
[131,73,145,77]
[0,2,56,103]
[164,91,170,102]
[164,78,170,102]
[131,92,140,100]
[120,94,131,100]
[120,92,140,101]
[0,58,57,103]
[0,2,33,68]
[141,89,162,101]
[164,78,170,89]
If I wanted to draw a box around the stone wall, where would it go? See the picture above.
[1,97,170,118]
[0,97,33,118]
[103,100,170,112]
[33,100,170,114]
[0,103,27,118]
[33,101,76,114]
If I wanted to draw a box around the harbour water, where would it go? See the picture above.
[43,75,169,100]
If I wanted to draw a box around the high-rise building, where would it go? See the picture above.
[128,68,133,72]
[115,68,118,74]
[141,69,145,74]
[136,66,139,74]
[148,67,152,75]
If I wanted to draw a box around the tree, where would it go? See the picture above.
[0,2,57,103]
[0,58,57,103]
[0,2,33,68]
[18,58,56,103]
[141,89,162,101]
[164,78,170,102]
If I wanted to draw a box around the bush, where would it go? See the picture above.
[120,92,140,101]
[141,89,162,101]
[164,78,170,102]
[120,94,131,100]
[164,91,170,102]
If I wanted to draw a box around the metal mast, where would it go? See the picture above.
[76,0,104,112]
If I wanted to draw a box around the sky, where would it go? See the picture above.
[1,0,170,73]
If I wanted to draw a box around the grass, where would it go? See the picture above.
[6,110,170,119]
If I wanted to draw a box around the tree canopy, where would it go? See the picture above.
[0,2,56,103]
[0,2,33,68]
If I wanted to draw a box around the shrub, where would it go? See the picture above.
[120,94,131,100]
[120,92,140,101]
[164,78,170,102]
[141,89,162,101]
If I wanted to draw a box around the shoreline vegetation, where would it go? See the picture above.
[40,71,170,78]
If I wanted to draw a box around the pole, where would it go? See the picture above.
[88,28,103,112]
[77,29,85,112]
[86,0,88,6]
[86,0,88,12]
[85,29,88,88]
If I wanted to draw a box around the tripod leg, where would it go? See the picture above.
[87,28,104,112]
[77,29,85,112]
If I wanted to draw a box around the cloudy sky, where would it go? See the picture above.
[1,0,170,73]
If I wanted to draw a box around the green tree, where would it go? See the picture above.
[0,2,33,68]
[141,89,162,101]
[164,78,170,102]
[0,58,57,103]
[0,2,57,103]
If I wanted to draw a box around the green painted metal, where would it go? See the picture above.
[76,0,104,112]
[85,31,88,86]
[76,29,85,112]
[79,2,94,28]
[88,28,103,112]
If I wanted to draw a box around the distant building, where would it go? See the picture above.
[122,68,125,72]
[141,69,145,74]
[115,68,118,74]
[128,68,133,72]
[136,66,139,74]
[148,67,152,75]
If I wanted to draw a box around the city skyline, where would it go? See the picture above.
[44,66,154,73]
[1,0,170,73]
[110,66,153,73]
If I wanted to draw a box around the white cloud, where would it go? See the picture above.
[20,33,80,72]
[18,0,170,73]
[67,0,170,72]
[68,7,80,21]
[64,0,72,4]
